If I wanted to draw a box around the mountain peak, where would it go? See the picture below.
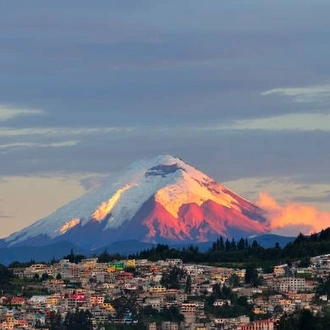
[5,155,269,249]
[127,155,195,174]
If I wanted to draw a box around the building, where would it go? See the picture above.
[237,319,275,330]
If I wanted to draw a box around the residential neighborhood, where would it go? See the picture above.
[1,252,330,330]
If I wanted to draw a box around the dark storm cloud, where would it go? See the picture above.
[0,0,330,182]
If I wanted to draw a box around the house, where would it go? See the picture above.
[213,299,231,307]
[237,319,275,330]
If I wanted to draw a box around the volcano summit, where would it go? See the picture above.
[4,155,269,250]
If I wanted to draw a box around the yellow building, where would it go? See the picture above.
[126,259,136,268]
[148,285,167,294]
[103,302,116,312]
[46,296,60,306]
[106,266,116,273]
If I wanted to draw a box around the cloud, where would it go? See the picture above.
[79,175,108,190]
[262,84,330,103]
[185,112,330,132]
[256,192,330,236]
[0,105,44,122]
[0,126,135,137]
[219,112,330,132]
[291,192,330,204]
[0,141,78,151]
[224,176,330,209]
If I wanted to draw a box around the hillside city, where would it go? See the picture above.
[2,243,330,330]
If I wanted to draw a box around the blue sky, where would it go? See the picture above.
[1,0,330,236]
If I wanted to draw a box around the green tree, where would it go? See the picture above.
[245,264,260,286]
[63,309,93,330]
[47,311,62,330]
[298,309,316,330]
[299,256,311,268]
[160,266,184,289]
[230,238,237,251]
[0,263,15,293]
[41,272,49,281]
[229,274,240,287]
[212,283,222,299]
[98,249,112,263]
[237,238,246,250]
[321,307,330,330]
[111,292,141,321]
[225,238,231,252]
[185,274,192,294]
[63,249,86,264]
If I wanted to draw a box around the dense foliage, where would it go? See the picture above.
[278,309,330,330]
[63,249,86,264]
[44,227,330,270]
[140,305,184,324]
[130,228,330,268]
[62,310,93,330]
[0,263,15,293]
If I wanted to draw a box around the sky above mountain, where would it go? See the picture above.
[1,0,330,237]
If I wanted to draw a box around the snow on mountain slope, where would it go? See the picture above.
[5,155,269,248]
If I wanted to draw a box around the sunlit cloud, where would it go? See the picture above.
[0,105,44,122]
[224,177,330,209]
[225,177,330,236]
[262,84,330,103]
[256,192,330,236]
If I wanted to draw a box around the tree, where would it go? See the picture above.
[273,305,284,315]
[212,236,225,251]
[298,309,316,330]
[299,256,311,268]
[251,240,259,249]
[63,249,86,264]
[160,266,184,289]
[56,273,62,280]
[162,306,184,322]
[230,238,237,251]
[41,272,49,281]
[98,249,112,263]
[237,238,245,250]
[111,292,141,321]
[63,309,93,330]
[212,283,222,299]
[47,311,62,330]
[317,277,330,297]
[229,274,240,287]
[66,249,76,263]
[225,238,231,252]
[0,263,15,293]
[245,264,260,286]
[185,274,192,294]
[321,307,330,330]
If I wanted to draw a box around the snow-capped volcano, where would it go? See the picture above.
[5,155,269,249]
